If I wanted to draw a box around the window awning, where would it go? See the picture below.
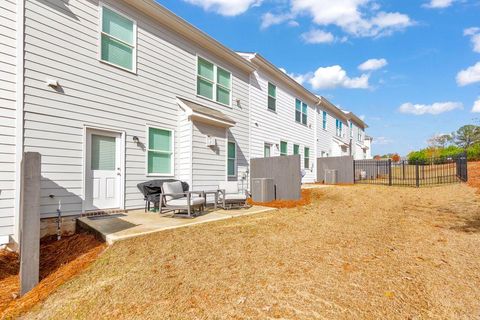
[177,97,236,128]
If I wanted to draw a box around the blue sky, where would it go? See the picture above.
[158,0,480,156]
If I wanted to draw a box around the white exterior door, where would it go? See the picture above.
[85,129,122,211]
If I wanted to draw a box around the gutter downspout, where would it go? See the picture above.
[13,0,26,245]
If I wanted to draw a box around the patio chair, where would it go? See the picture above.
[137,179,189,212]
[217,181,250,209]
[160,181,206,218]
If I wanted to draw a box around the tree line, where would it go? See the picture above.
[408,125,480,162]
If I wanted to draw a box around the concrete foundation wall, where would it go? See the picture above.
[316,156,354,184]
[251,155,301,200]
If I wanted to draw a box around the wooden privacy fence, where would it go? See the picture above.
[354,153,468,187]
[250,155,301,200]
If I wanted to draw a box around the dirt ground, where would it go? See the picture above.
[21,182,480,319]
[0,233,105,319]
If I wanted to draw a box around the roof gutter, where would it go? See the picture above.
[249,54,319,103]
[124,0,256,74]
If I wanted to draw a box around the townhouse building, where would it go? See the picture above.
[0,0,371,245]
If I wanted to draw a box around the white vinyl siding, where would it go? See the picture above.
[197,56,232,106]
[100,5,136,72]
[0,0,16,242]
[246,66,316,183]
[22,0,250,217]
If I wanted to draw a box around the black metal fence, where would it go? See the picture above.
[354,153,468,187]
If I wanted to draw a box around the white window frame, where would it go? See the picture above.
[358,129,363,142]
[304,147,310,170]
[146,125,174,177]
[99,3,137,73]
[293,144,300,155]
[196,55,233,107]
[267,82,277,112]
[295,99,308,125]
[264,143,272,157]
[336,119,343,137]
[350,122,354,138]
[227,141,237,177]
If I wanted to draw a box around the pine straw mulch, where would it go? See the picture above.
[21,184,480,319]
[0,233,106,319]
[468,161,480,193]
[247,189,316,208]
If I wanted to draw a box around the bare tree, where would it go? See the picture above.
[427,134,452,148]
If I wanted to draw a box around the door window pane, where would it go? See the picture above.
[91,134,116,170]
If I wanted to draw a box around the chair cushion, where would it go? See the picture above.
[163,181,184,201]
[220,193,247,201]
[218,181,239,194]
[167,197,205,206]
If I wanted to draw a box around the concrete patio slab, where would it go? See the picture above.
[77,206,276,245]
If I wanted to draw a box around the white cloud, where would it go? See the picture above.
[309,65,370,90]
[301,29,335,44]
[472,98,480,113]
[287,0,414,38]
[423,0,455,9]
[279,67,311,85]
[457,62,480,86]
[464,27,480,36]
[464,27,480,53]
[373,137,393,145]
[358,58,388,71]
[399,102,463,115]
[183,0,262,16]
[260,12,295,29]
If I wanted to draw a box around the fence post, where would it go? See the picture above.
[415,162,420,188]
[19,152,41,296]
[388,159,392,186]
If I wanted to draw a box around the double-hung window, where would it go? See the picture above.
[293,144,300,155]
[358,129,363,142]
[280,141,288,156]
[100,6,136,71]
[147,127,173,175]
[264,143,271,157]
[228,142,236,176]
[295,99,308,125]
[304,147,310,169]
[336,119,343,137]
[350,122,354,138]
[322,111,327,130]
[268,83,276,111]
[197,57,232,106]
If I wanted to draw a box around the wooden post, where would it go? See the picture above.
[19,152,41,296]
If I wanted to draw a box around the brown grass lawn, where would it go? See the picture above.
[23,184,480,319]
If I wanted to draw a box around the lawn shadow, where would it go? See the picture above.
[450,215,480,233]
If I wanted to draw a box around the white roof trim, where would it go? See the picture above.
[177,98,235,128]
